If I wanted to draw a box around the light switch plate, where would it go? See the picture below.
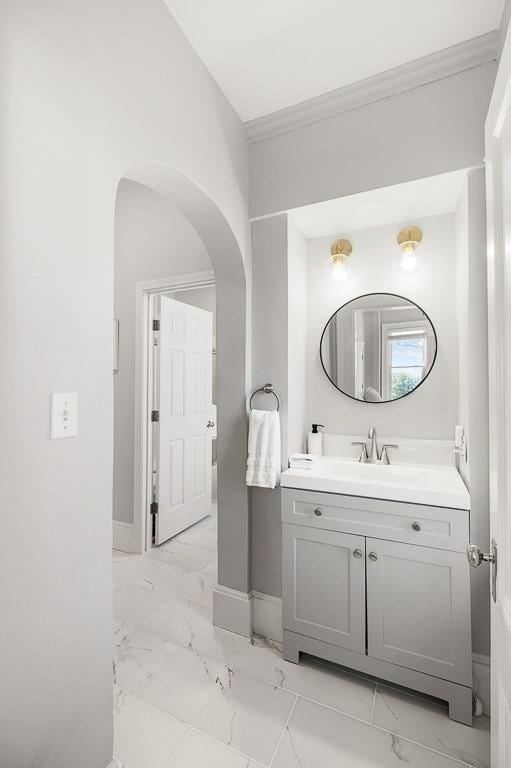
[51,393,78,439]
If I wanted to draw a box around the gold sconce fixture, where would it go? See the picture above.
[397,225,422,271]
[329,238,352,282]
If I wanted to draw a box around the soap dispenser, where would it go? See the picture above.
[308,424,324,456]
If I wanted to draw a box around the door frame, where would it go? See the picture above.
[132,270,215,554]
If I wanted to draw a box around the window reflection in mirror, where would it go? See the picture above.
[320,293,437,403]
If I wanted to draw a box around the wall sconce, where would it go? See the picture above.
[397,225,422,271]
[329,238,352,282]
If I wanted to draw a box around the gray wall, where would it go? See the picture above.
[113,179,212,525]
[249,62,496,218]
[456,169,490,657]
[250,216,289,596]
[306,214,459,438]
[249,60,495,620]
[0,1,248,765]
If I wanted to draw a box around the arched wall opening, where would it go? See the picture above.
[118,162,250,598]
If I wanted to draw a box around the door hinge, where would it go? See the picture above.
[153,319,160,331]
[150,501,158,516]
[151,410,160,422]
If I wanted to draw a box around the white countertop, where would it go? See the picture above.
[281,457,470,509]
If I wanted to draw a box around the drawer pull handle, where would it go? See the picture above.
[353,548,363,559]
[313,507,323,517]
[368,552,378,562]
[412,522,422,532]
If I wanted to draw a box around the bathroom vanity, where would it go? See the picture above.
[280,459,473,725]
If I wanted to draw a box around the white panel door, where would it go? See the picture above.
[155,295,213,544]
[485,21,511,765]
[366,538,472,686]
[282,524,366,653]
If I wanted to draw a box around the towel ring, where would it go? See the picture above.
[249,383,280,412]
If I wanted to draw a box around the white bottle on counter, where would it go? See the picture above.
[307,424,324,456]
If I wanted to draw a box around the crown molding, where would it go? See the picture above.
[245,31,499,143]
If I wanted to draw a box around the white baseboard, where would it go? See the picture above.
[112,520,134,553]
[213,585,253,637]
[252,590,283,642]
[472,653,491,716]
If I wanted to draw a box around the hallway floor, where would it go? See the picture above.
[112,506,490,768]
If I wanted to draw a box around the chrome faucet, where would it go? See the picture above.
[352,427,399,464]
[367,427,378,463]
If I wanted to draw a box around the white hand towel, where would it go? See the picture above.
[289,453,319,469]
[246,409,281,489]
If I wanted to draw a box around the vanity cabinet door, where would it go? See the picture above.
[366,538,472,685]
[282,524,366,653]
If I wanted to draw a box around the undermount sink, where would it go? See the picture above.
[280,457,470,509]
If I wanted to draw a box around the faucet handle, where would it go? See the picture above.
[379,444,399,465]
[368,426,375,438]
[352,442,368,463]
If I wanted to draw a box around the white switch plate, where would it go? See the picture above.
[51,393,78,439]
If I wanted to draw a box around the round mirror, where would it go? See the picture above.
[320,293,437,403]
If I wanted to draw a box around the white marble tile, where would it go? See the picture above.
[169,730,264,768]
[127,556,216,609]
[201,556,218,579]
[149,540,217,572]
[113,686,189,768]
[113,580,170,625]
[138,641,296,765]
[113,550,141,589]
[234,636,375,722]
[174,524,217,551]
[138,593,247,664]
[372,686,490,768]
[272,697,472,768]
[113,622,170,694]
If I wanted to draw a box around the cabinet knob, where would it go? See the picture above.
[313,507,323,517]
[411,522,421,532]
[368,552,378,561]
[353,548,363,559]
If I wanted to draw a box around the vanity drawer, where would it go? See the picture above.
[281,488,469,552]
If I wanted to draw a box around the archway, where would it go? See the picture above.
[119,162,250,615]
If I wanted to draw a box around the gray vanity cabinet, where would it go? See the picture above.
[281,488,473,725]
[366,538,472,685]
[282,525,366,652]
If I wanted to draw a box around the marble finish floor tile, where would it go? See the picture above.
[200,556,218,580]
[114,580,170,626]
[169,730,265,768]
[113,622,171,694]
[372,686,490,768]
[174,524,217,550]
[234,636,375,722]
[113,686,189,768]
[149,540,217,572]
[127,556,216,609]
[138,593,247,664]
[272,697,472,768]
[138,640,296,765]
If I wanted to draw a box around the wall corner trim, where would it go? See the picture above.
[472,653,491,716]
[213,585,253,637]
[245,31,499,143]
[112,520,134,554]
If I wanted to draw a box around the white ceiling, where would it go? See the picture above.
[163,0,504,121]
[287,170,468,239]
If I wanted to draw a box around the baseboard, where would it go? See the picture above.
[251,590,283,642]
[212,585,252,637]
[472,653,491,716]
[112,520,134,553]
[107,760,123,768]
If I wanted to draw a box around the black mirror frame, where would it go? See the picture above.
[319,292,438,404]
